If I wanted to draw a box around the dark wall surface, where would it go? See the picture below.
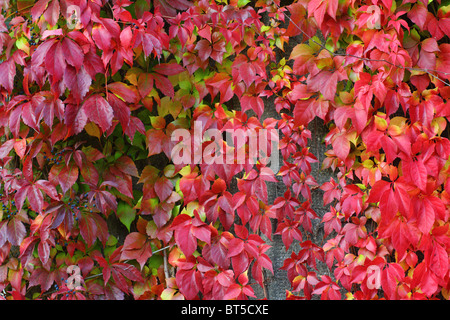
[252,116,333,300]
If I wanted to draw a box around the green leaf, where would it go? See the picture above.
[178,80,192,91]
[15,36,29,54]
[148,254,163,269]
[157,96,171,117]
[117,202,136,232]
[107,235,118,247]
[150,116,166,129]
[135,0,150,19]
[238,0,251,6]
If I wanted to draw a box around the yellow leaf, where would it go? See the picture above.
[85,122,101,139]
[161,288,177,300]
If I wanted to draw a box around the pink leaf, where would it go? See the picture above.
[45,41,65,83]
[62,38,84,70]
[43,0,60,26]
[64,66,92,103]
[154,176,173,202]
[82,94,114,132]
[0,59,16,93]
[31,0,51,21]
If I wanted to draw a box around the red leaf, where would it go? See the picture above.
[257,253,273,274]
[141,31,162,57]
[307,70,338,101]
[35,180,59,201]
[79,211,108,247]
[48,203,73,232]
[176,266,202,299]
[227,238,245,258]
[92,24,112,52]
[27,184,44,213]
[108,82,139,104]
[0,221,7,248]
[43,0,60,26]
[404,159,427,192]
[0,59,16,93]
[430,241,448,278]
[31,0,51,21]
[421,38,439,53]
[276,220,302,250]
[176,226,197,257]
[367,180,390,203]
[205,72,234,103]
[92,190,117,214]
[171,214,197,257]
[7,218,26,246]
[206,236,230,269]
[418,49,436,70]
[108,94,131,131]
[38,240,51,264]
[153,0,192,17]
[312,275,341,300]
[154,74,174,98]
[154,176,173,202]
[195,40,212,62]
[62,38,84,70]
[83,51,106,77]
[125,116,146,141]
[153,63,185,76]
[121,232,153,270]
[232,251,249,276]
[146,129,166,156]
[137,73,154,98]
[332,132,351,160]
[413,197,435,235]
[320,178,342,206]
[46,41,66,83]
[327,0,339,20]
[29,268,55,292]
[21,102,39,132]
[113,262,143,289]
[41,29,63,39]
[223,284,242,300]
[115,155,139,178]
[8,105,22,138]
[0,139,15,159]
[407,2,427,30]
[240,95,264,118]
[294,99,315,127]
[193,225,212,246]
[14,139,26,160]
[64,66,92,103]
[49,162,79,195]
[31,39,57,68]
[285,3,307,37]
[414,262,439,297]
[380,217,419,259]
[288,83,313,101]
[82,94,114,132]
[239,62,257,88]
[381,263,404,300]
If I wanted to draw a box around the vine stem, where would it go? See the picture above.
[163,247,170,280]
[262,270,269,299]
[4,4,34,19]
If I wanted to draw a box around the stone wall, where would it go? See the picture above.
[251,117,333,300]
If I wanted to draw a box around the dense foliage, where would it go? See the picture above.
[0,0,449,300]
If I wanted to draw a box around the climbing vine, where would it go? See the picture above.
[0,0,449,300]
